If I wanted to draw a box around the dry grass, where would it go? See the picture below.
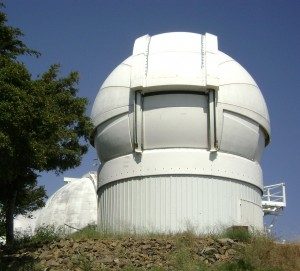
[241,237,300,271]
[1,227,300,271]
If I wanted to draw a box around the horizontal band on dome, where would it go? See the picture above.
[98,149,263,190]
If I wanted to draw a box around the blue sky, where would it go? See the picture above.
[4,0,300,240]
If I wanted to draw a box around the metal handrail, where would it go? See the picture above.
[262,183,286,215]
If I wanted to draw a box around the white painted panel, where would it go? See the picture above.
[143,94,208,149]
[95,114,132,162]
[101,63,131,89]
[98,149,263,189]
[132,34,150,55]
[240,199,263,228]
[149,32,202,53]
[219,60,257,86]
[254,128,266,162]
[130,54,147,88]
[98,176,263,233]
[205,33,219,87]
[220,111,259,160]
[91,86,132,126]
[147,53,203,79]
[218,84,269,123]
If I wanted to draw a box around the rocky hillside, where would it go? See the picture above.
[1,229,300,271]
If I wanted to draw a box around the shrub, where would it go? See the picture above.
[14,225,60,248]
[223,227,252,243]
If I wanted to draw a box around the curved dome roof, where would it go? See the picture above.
[14,210,40,236]
[35,172,97,232]
[91,32,270,143]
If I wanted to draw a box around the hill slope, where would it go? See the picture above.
[1,228,299,271]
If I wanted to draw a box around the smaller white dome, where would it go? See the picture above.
[35,172,97,233]
[14,210,40,236]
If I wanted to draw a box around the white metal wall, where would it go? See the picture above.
[98,176,263,233]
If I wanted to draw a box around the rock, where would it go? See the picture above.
[201,246,218,255]
[208,257,217,263]
[61,258,69,264]
[72,243,79,250]
[218,246,226,254]
[57,240,65,248]
[40,259,47,265]
[47,259,60,266]
[214,253,222,260]
[43,253,53,261]
[217,238,235,245]
[236,242,246,248]
[141,244,151,250]
[226,248,236,256]
[166,243,172,249]
[49,243,56,249]
[206,238,215,245]
[101,256,114,264]
[120,262,126,268]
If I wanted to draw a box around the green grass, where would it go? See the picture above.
[221,227,252,243]
[14,225,60,248]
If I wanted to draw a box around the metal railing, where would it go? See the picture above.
[262,183,286,215]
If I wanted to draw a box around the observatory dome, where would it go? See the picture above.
[35,172,97,233]
[14,210,40,236]
[91,32,271,233]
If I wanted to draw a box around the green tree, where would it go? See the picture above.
[0,5,93,244]
[0,3,39,59]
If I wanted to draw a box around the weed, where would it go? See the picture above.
[241,236,300,271]
[0,256,42,271]
[71,224,103,240]
[14,225,60,248]
[72,251,94,271]
[223,227,252,243]
[214,259,254,271]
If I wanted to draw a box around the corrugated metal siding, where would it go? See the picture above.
[98,176,263,233]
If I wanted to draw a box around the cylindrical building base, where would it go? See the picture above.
[98,176,263,233]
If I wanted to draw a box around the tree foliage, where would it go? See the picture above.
[0,3,39,59]
[0,4,93,244]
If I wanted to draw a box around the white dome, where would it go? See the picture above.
[91,32,270,233]
[91,32,270,142]
[35,172,97,233]
[14,210,40,236]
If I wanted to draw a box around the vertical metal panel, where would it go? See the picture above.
[143,93,208,149]
[98,176,263,233]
